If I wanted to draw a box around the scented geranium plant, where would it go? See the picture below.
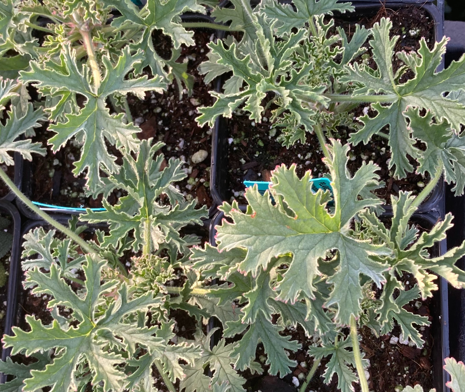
[198,0,465,196]
[0,0,465,391]
[0,0,210,194]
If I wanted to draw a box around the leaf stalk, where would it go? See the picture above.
[314,123,330,160]
[164,285,211,297]
[181,22,238,32]
[299,358,321,392]
[0,168,96,255]
[327,94,397,103]
[79,26,101,91]
[350,315,369,392]
[410,165,442,211]
[154,359,176,392]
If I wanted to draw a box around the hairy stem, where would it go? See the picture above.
[327,94,397,103]
[299,358,321,392]
[411,164,442,211]
[123,97,134,124]
[154,360,176,392]
[181,22,238,31]
[164,285,211,297]
[25,22,54,33]
[0,168,96,255]
[80,27,101,91]
[0,167,129,277]
[308,17,318,37]
[350,315,369,392]
[314,123,330,160]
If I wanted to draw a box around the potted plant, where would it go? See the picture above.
[0,0,222,217]
[0,0,465,391]
[198,0,462,215]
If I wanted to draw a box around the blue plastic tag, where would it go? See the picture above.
[244,177,333,196]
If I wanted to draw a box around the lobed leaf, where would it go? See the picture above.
[216,140,388,324]
[20,47,166,193]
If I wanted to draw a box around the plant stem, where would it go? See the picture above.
[164,285,211,297]
[143,220,151,257]
[314,123,330,160]
[25,22,53,33]
[154,360,176,392]
[410,165,442,211]
[0,168,97,255]
[299,358,321,392]
[67,276,85,285]
[80,27,101,91]
[326,93,397,103]
[181,22,237,31]
[308,17,318,37]
[350,315,369,392]
[123,97,134,124]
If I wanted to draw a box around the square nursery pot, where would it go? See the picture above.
[210,1,445,219]
[18,13,223,220]
[209,208,451,392]
[0,211,211,387]
[0,201,21,383]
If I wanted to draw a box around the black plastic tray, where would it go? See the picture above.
[209,208,450,392]
[0,201,21,383]
[0,154,23,203]
[210,2,445,218]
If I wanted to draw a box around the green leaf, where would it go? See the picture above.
[102,0,204,92]
[262,0,354,36]
[0,354,50,392]
[345,18,465,178]
[310,337,358,392]
[20,47,166,193]
[363,191,465,300]
[377,278,429,348]
[0,55,30,79]
[445,358,465,392]
[227,312,299,376]
[216,140,388,324]
[81,139,207,253]
[181,332,246,392]
[0,103,45,165]
[22,227,85,280]
[0,78,17,109]
[405,107,465,195]
[197,15,328,145]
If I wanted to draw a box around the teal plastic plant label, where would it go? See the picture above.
[244,178,333,196]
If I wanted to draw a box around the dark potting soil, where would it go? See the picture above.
[27,28,215,210]
[127,28,216,210]
[222,6,436,206]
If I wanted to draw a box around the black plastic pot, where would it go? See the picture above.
[0,201,21,383]
[209,208,450,392]
[210,2,445,218]
[19,13,223,221]
[445,183,465,378]
[0,154,23,203]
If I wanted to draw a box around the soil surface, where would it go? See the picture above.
[128,28,216,211]
[0,215,13,358]
[216,5,436,206]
